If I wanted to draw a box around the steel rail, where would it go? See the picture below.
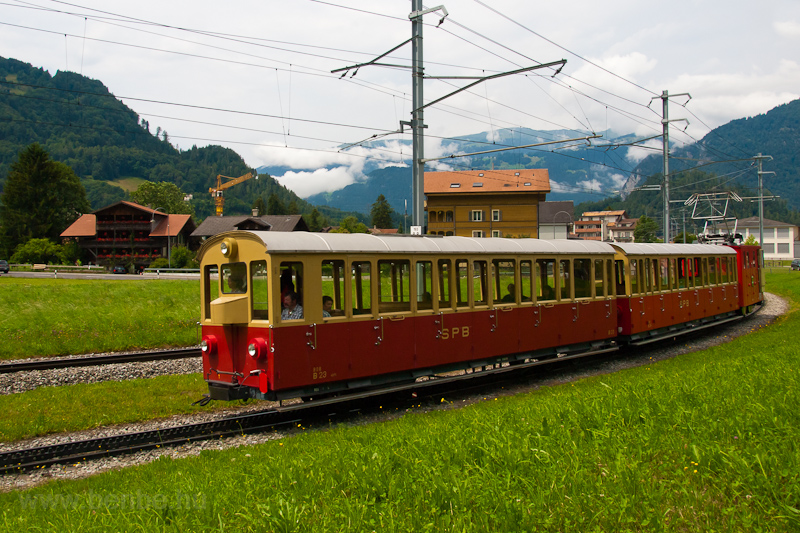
[0,345,618,475]
[0,303,765,474]
[0,347,201,374]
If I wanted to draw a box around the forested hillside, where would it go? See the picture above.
[629,99,800,209]
[0,57,364,222]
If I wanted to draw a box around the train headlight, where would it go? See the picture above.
[248,337,268,359]
[200,335,218,355]
[220,238,238,258]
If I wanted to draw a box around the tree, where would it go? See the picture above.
[307,208,325,232]
[252,196,267,217]
[370,194,394,229]
[634,215,659,243]
[267,193,286,215]
[0,143,90,256]
[744,234,759,245]
[673,232,698,244]
[331,216,370,234]
[287,200,299,215]
[130,181,194,215]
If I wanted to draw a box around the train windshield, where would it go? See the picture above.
[222,263,247,294]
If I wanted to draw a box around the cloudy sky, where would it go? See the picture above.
[2,0,799,198]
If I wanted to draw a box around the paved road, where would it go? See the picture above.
[0,271,199,281]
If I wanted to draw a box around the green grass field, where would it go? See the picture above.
[0,272,798,531]
[0,278,199,360]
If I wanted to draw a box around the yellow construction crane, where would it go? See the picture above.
[210,172,256,216]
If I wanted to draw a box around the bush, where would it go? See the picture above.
[10,238,64,264]
[170,245,195,269]
[149,258,170,269]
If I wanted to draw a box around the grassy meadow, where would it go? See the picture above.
[0,271,797,531]
[0,277,199,360]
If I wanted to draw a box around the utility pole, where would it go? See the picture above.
[410,0,425,233]
[754,153,774,255]
[651,90,690,243]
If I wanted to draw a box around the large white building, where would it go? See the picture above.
[736,217,799,260]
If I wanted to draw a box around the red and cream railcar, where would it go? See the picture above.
[198,232,619,401]
[611,243,744,343]
[732,245,764,313]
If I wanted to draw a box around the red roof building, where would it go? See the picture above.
[60,201,196,269]
[425,169,550,238]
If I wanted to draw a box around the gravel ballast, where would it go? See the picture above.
[0,293,787,492]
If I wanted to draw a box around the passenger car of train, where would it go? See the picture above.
[197,232,763,402]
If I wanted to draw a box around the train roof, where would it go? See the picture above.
[611,242,737,256]
[229,231,617,255]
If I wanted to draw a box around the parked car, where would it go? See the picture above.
[112,265,127,274]
[791,259,800,271]
[0,260,8,274]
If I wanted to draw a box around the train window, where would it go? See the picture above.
[650,259,660,293]
[698,258,708,287]
[379,260,410,313]
[322,260,345,319]
[594,259,605,298]
[708,258,718,285]
[660,258,670,291]
[473,261,489,307]
[203,265,218,320]
[279,262,304,321]
[438,259,452,309]
[456,259,469,308]
[559,259,571,301]
[642,259,652,294]
[351,261,372,315]
[536,259,556,302]
[614,260,626,296]
[520,260,534,302]
[669,258,677,289]
[606,260,614,297]
[677,258,688,289]
[492,259,516,305]
[279,262,302,300]
[574,258,591,299]
[251,260,269,320]
[694,258,703,287]
[416,261,434,311]
[630,260,639,294]
[222,262,247,294]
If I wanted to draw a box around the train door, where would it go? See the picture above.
[373,259,415,374]
[489,258,520,357]
[271,260,314,390]
[312,258,351,388]
[412,259,442,367]
[531,258,558,348]
[345,259,384,379]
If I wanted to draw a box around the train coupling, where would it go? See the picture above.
[208,382,251,401]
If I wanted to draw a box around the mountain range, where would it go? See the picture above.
[2,55,798,224]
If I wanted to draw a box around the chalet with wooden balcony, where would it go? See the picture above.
[60,201,196,268]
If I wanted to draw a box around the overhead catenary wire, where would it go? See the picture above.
[0,0,757,200]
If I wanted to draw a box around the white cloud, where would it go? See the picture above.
[625,139,663,164]
[274,167,360,198]
[577,179,603,193]
[775,20,800,38]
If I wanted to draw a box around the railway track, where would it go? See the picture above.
[0,303,765,476]
[0,346,618,475]
[0,347,201,374]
